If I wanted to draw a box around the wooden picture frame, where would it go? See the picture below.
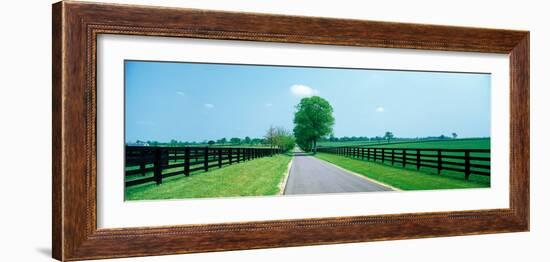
[52,1,529,261]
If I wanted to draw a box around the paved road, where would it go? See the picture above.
[284,153,393,195]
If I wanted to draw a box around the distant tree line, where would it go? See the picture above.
[128,126,296,152]
[320,132,461,143]
[130,137,267,147]
[131,131,459,148]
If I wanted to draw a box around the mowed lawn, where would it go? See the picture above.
[126,154,292,200]
[315,153,490,190]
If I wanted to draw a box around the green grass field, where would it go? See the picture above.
[316,153,489,190]
[318,138,489,149]
[319,138,491,178]
[370,138,489,149]
[125,154,292,200]
[317,140,391,147]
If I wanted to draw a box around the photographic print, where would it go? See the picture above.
[124,61,491,201]
[52,3,529,259]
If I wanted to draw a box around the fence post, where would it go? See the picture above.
[140,149,146,176]
[237,148,241,163]
[184,147,190,176]
[229,148,233,165]
[382,148,385,163]
[361,148,365,160]
[204,147,209,172]
[437,150,442,174]
[416,149,420,170]
[171,149,175,164]
[403,150,407,167]
[162,149,169,167]
[195,148,199,162]
[391,149,395,166]
[374,148,377,162]
[218,148,222,168]
[465,151,471,180]
[153,147,162,185]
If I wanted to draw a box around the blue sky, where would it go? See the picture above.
[125,61,490,143]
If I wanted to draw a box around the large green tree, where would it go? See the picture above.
[293,96,334,153]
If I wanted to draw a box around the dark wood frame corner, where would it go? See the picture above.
[52,1,529,261]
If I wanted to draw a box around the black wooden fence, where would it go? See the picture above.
[125,146,283,187]
[317,146,490,180]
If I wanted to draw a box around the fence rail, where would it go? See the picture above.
[125,146,283,187]
[317,146,490,180]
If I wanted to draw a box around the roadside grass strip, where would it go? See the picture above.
[126,154,292,200]
[315,153,489,191]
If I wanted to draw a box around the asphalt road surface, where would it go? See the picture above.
[284,153,393,195]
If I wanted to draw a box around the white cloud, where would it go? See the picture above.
[290,84,319,97]
[265,103,273,107]
[176,91,185,96]
[375,106,385,112]
[204,103,214,109]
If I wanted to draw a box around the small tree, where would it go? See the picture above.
[217,138,227,144]
[264,126,295,152]
[265,126,277,148]
[452,133,458,139]
[383,131,394,143]
[244,136,251,144]
[230,137,241,144]
[207,140,215,146]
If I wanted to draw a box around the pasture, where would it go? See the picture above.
[371,138,489,149]
[315,138,491,189]
[318,138,489,149]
